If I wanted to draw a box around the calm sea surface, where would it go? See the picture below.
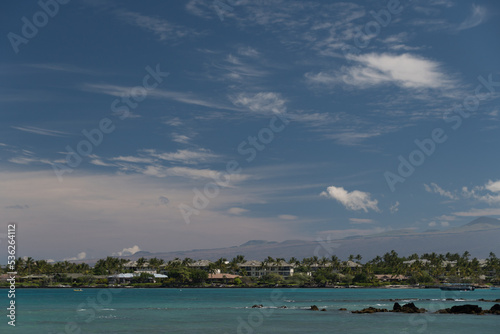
[3,288,500,333]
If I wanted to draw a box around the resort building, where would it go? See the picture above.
[123,261,156,274]
[187,260,221,274]
[238,260,294,278]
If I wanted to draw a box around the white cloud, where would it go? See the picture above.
[428,221,437,227]
[462,180,500,204]
[90,159,116,167]
[390,201,400,214]
[485,180,500,193]
[345,53,449,89]
[164,117,183,127]
[112,245,141,257]
[457,5,487,31]
[441,221,450,227]
[144,148,219,164]
[278,214,297,220]
[307,53,450,90]
[349,218,374,224]
[172,133,191,144]
[320,186,379,212]
[237,46,260,57]
[64,252,86,261]
[230,92,287,116]
[228,207,248,215]
[424,182,458,200]
[111,156,154,163]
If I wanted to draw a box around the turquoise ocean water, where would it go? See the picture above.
[3,288,500,333]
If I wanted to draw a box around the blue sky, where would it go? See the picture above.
[1,0,499,261]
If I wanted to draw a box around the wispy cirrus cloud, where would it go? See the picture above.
[24,63,98,74]
[143,148,219,164]
[457,4,488,31]
[227,207,249,215]
[349,218,374,224]
[116,10,201,41]
[11,126,70,137]
[82,83,238,111]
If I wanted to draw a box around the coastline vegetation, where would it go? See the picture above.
[1,251,499,288]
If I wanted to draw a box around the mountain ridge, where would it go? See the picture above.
[104,216,500,263]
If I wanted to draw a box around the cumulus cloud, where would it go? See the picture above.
[390,201,400,213]
[320,186,379,212]
[113,245,141,257]
[64,252,86,261]
[424,183,458,200]
[485,180,500,193]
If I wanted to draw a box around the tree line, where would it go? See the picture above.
[2,251,499,286]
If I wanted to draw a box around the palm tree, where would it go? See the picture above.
[232,255,246,264]
[149,257,165,272]
[25,257,35,275]
[215,258,228,273]
[208,263,218,275]
[15,257,25,275]
[136,257,147,268]
[182,257,194,266]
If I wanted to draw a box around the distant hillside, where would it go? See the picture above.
[107,216,500,263]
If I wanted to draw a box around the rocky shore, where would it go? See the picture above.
[303,302,500,315]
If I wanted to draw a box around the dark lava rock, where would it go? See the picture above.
[401,302,426,313]
[352,307,388,314]
[450,305,483,314]
[489,304,500,315]
[320,308,327,312]
[338,308,347,311]
[392,302,425,313]
[436,304,483,314]
[279,305,287,309]
[252,304,263,308]
[310,305,319,311]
